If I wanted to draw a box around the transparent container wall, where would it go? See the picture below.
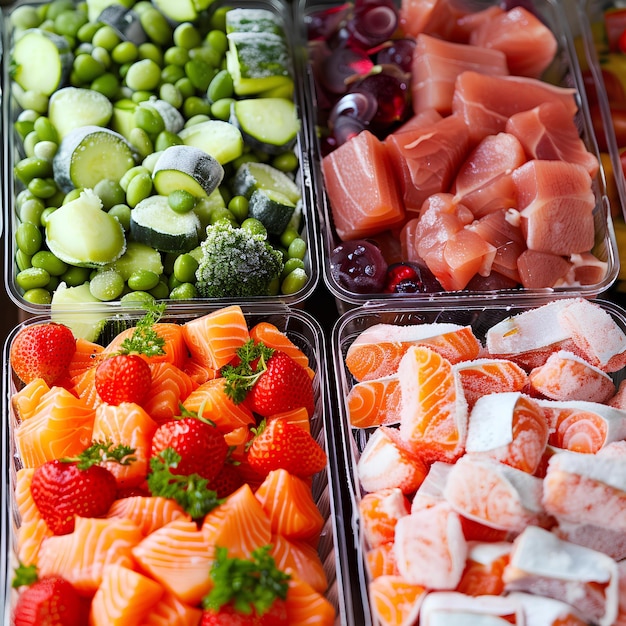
[2,304,349,625]
[296,0,620,311]
[331,298,626,625]
[1,0,320,314]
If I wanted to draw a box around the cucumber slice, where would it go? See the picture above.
[231,161,301,205]
[103,241,164,281]
[97,5,146,44]
[130,195,201,253]
[231,97,300,154]
[225,8,285,36]
[53,125,136,192]
[51,283,108,341]
[45,189,127,267]
[10,29,73,96]
[152,145,224,197]
[49,87,114,139]
[248,188,296,236]
[178,120,244,164]
[226,31,292,96]
[151,0,213,22]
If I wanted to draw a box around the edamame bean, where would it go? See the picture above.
[125,58,161,91]
[19,197,45,224]
[161,64,186,85]
[272,151,299,173]
[209,207,237,226]
[287,237,307,260]
[134,105,165,135]
[128,127,154,159]
[33,116,58,143]
[164,46,189,67]
[175,76,195,99]
[91,72,120,99]
[139,7,172,46]
[15,250,32,272]
[173,253,199,283]
[23,131,39,158]
[10,5,41,30]
[281,267,308,294]
[40,207,57,227]
[205,29,228,57]
[73,52,105,82]
[31,250,68,275]
[207,69,233,103]
[33,140,58,160]
[61,265,91,286]
[92,24,120,50]
[94,179,126,209]
[16,266,50,290]
[159,82,183,109]
[14,156,53,185]
[109,204,132,230]
[16,221,43,255]
[54,9,88,38]
[112,41,139,65]
[168,189,196,213]
[154,130,183,151]
[170,282,197,299]
[89,269,125,300]
[174,22,201,49]
[22,288,52,305]
[281,257,305,278]
[149,280,170,299]
[28,177,58,199]
[120,290,155,306]
[128,269,160,291]
[185,59,215,92]
[210,97,234,121]
[280,227,299,249]
[183,96,211,118]
[126,170,153,207]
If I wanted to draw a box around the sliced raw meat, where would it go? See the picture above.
[455,5,506,42]
[385,114,471,215]
[456,542,511,597]
[452,132,526,218]
[411,461,453,513]
[359,487,411,549]
[321,130,405,240]
[516,249,573,288]
[555,520,626,561]
[568,251,608,286]
[347,375,401,428]
[469,6,558,78]
[399,0,472,40]
[411,33,509,116]
[506,101,599,176]
[508,591,590,626]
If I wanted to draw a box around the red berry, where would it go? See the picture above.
[13,576,83,626]
[95,354,152,405]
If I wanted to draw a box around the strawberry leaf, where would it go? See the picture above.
[118,302,166,357]
[12,563,39,588]
[60,440,136,469]
[221,340,274,404]
[147,448,223,519]
[202,545,290,615]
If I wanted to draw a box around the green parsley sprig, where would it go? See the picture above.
[60,440,136,469]
[118,302,167,357]
[221,339,275,404]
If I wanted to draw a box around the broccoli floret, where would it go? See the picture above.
[195,220,284,298]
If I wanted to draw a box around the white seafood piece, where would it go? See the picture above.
[503,525,618,626]
[508,591,586,625]
[444,455,547,534]
[419,591,524,626]
[411,461,454,513]
[554,520,626,561]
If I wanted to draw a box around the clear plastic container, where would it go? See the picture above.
[296,0,621,312]
[331,298,626,625]
[1,304,350,625]
[1,0,320,314]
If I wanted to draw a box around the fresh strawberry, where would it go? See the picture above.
[151,416,229,481]
[12,574,83,626]
[246,418,327,479]
[94,353,152,405]
[207,461,244,498]
[30,442,135,535]
[222,341,315,418]
[201,546,289,626]
[10,322,76,386]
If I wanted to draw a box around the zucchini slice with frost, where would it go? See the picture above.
[151,0,214,22]
[231,97,300,154]
[248,188,296,236]
[152,145,224,197]
[178,120,244,164]
[231,161,300,204]
[10,29,73,96]
[225,8,285,36]
[53,125,136,192]
[97,5,146,44]
[130,195,201,253]
[49,87,114,139]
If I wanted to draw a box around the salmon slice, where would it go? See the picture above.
[255,468,325,542]
[506,101,599,177]
[181,357,220,386]
[267,406,310,433]
[366,543,400,579]
[322,130,405,240]
[38,516,143,596]
[368,575,426,626]
[569,251,608,286]
[347,375,402,428]
[509,591,591,626]
[142,592,203,626]
[399,0,471,40]
[385,114,471,216]
[444,454,547,533]
[132,518,214,605]
[346,322,481,382]
[201,483,272,559]
[411,460,453,512]
[71,365,101,410]
[411,33,508,116]
[455,5,505,41]
[517,249,573,289]
[284,576,336,626]
[182,305,250,370]
[454,358,528,410]
[452,132,526,218]
[144,362,196,424]
[89,563,164,626]
[11,377,50,421]
[456,542,510,597]
[93,402,158,489]
[469,6,557,78]
[359,487,411,549]
[269,534,328,593]
[465,392,549,474]
[529,351,615,403]
[106,496,190,535]
[67,337,103,381]
[182,377,255,431]
[398,344,468,463]
[249,321,310,370]
[393,502,467,589]
[514,159,595,256]
[452,71,578,145]
[15,385,96,469]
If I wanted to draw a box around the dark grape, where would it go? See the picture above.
[330,240,388,293]
[349,70,410,128]
[306,2,353,40]
[375,38,416,73]
[383,262,442,293]
[348,0,398,48]
[320,46,374,95]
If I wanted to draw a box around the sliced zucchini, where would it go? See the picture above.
[231,97,300,154]
[130,195,201,253]
[103,241,164,281]
[141,97,184,134]
[226,31,292,96]
[231,161,301,204]
[178,120,244,164]
[10,29,73,96]
[248,188,296,236]
[49,86,114,138]
[86,0,134,22]
[97,5,146,44]
[151,0,214,22]
[45,189,127,267]
[152,145,224,197]
[53,125,137,192]
[225,8,285,36]
[110,98,137,140]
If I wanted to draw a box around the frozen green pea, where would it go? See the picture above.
[173,253,199,283]
[281,257,305,278]
[210,97,234,121]
[164,46,189,67]
[89,270,125,301]
[129,127,154,159]
[54,9,87,38]
[174,22,201,49]
[241,218,267,238]
[28,177,58,199]
[139,8,172,46]
[227,195,248,223]
[112,41,139,65]
[209,207,237,226]
[170,282,197,300]
[33,116,58,143]
[205,29,228,56]
[168,189,196,214]
[207,69,233,104]
[125,170,153,207]
[287,237,307,260]
[120,290,155,306]
[131,89,152,104]
[33,140,58,160]
[91,72,120,99]
[135,105,165,135]
[109,204,132,230]
[281,267,308,295]
[94,179,126,210]
[19,197,45,224]
[15,250,32,272]
[77,21,102,42]
[73,53,105,82]
[185,59,215,92]
[175,76,195,99]
[280,227,299,249]
[159,82,183,109]
[161,64,186,85]
[154,130,183,152]
[272,151,299,173]
[31,250,68,276]
[125,58,161,91]
[40,207,57,227]
[183,96,211,118]
[16,221,43,255]
[92,24,120,50]
[128,268,160,291]
[16,266,50,290]
[15,156,53,184]
[149,280,170,299]
[138,42,163,65]
[22,288,52,305]
[61,265,91,287]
